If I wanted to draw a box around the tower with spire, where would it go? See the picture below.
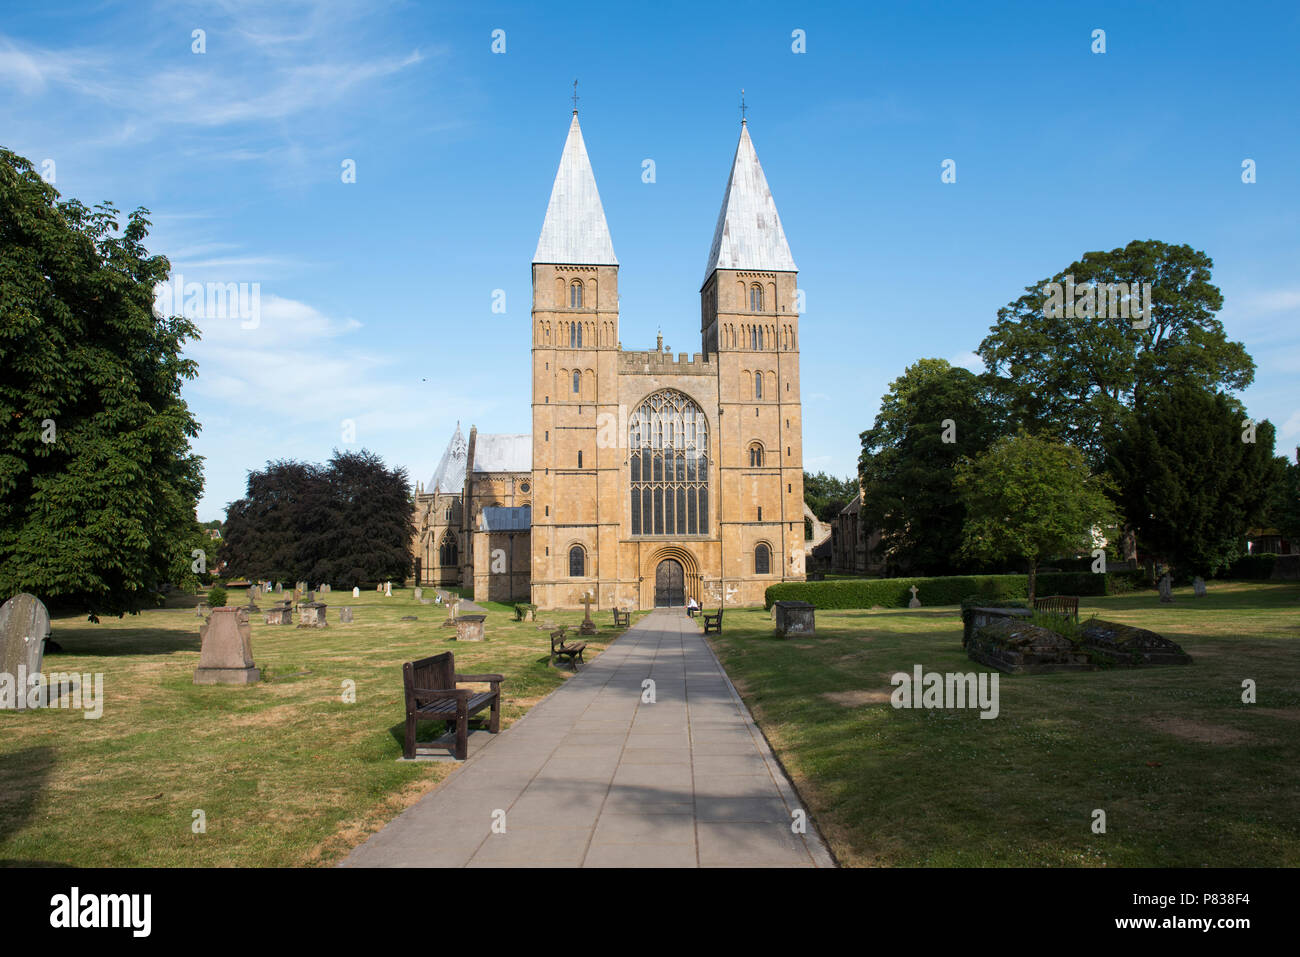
[523,105,803,610]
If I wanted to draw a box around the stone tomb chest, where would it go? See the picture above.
[297,602,328,628]
[773,600,816,638]
[455,614,486,642]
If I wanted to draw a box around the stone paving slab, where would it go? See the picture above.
[343,608,834,868]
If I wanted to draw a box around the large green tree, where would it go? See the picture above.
[222,450,413,586]
[1265,448,1300,545]
[978,240,1253,467]
[954,432,1117,601]
[0,148,203,618]
[858,358,1003,574]
[1106,383,1283,575]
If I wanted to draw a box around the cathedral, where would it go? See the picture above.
[412,109,806,609]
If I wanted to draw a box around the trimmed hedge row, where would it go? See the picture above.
[1220,553,1277,580]
[763,572,1109,610]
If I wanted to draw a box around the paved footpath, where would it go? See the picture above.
[343,608,834,867]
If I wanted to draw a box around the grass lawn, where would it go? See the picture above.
[708,581,1300,867]
[0,589,638,867]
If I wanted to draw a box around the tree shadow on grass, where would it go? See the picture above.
[45,617,202,658]
[0,745,67,867]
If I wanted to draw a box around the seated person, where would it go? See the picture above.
[686,596,699,616]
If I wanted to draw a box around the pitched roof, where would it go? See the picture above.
[703,123,796,282]
[471,433,531,473]
[480,505,532,532]
[533,113,618,266]
[427,424,468,493]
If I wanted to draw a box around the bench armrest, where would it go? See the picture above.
[456,673,504,684]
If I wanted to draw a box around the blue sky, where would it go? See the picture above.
[2,0,1297,521]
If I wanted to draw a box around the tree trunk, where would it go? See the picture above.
[1028,559,1038,604]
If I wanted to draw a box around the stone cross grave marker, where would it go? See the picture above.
[384,581,392,597]
[580,590,598,636]
[0,593,52,703]
[908,585,921,609]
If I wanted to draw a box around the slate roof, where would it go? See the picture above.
[480,505,532,532]
[533,113,618,266]
[703,122,797,282]
[471,433,531,473]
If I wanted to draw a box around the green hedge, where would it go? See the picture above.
[1221,553,1277,580]
[763,572,1108,610]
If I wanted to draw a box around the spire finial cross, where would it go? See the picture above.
[740,88,747,124]
[572,79,579,113]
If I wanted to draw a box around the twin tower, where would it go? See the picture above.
[529,110,806,610]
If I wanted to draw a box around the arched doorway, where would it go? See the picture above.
[655,559,685,607]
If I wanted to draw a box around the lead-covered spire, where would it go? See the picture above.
[703,122,796,282]
[533,113,618,265]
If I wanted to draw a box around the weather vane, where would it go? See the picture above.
[740,88,747,123]
[572,79,579,112]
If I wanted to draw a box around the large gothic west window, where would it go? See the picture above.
[629,390,709,536]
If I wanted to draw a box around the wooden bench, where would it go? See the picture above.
[701,608,724,634]
[612,608,630,628]
[550,626,587,669]
[402,652,502,760]
[1033,595,1079,622]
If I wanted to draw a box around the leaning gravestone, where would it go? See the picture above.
[194,607,260,684]
[340,607,354,623]
[908,585,921,609]
[1158,573,1174,603]
[0,594,52,703]
[1193,576,1207,598]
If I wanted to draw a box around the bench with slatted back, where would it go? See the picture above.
[402,652,503,760]
[612,608,630,628]
[1033,595,1080,622]
[701,608,724,634]
[550,626,587,668]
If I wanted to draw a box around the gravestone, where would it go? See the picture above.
[274,582,283,594]
[1193,576,1207,598]
[579,591,598,636]
[0,594,52,698]
[908,585,921,609]
[1079,620,1192,667]
[196,602,211,618]
[384,581,392,598]
[322,583,331,594]
[413,587,423,601]
[962,605,1032,647]
[966,617,1092,674]
[455,614,486,641]
[1158,573,1174,603]
[194,607,259,684]
[249,585,261,603]
[773,600,816,638]
[264,603,293,625]
[297,581,308,595]
[297,602,328,628]
[442,600,460,627]
[340,607,354,623]
[352,586,360,598]
[305,590,315,603]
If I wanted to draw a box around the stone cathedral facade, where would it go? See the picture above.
[413,110,806,609]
